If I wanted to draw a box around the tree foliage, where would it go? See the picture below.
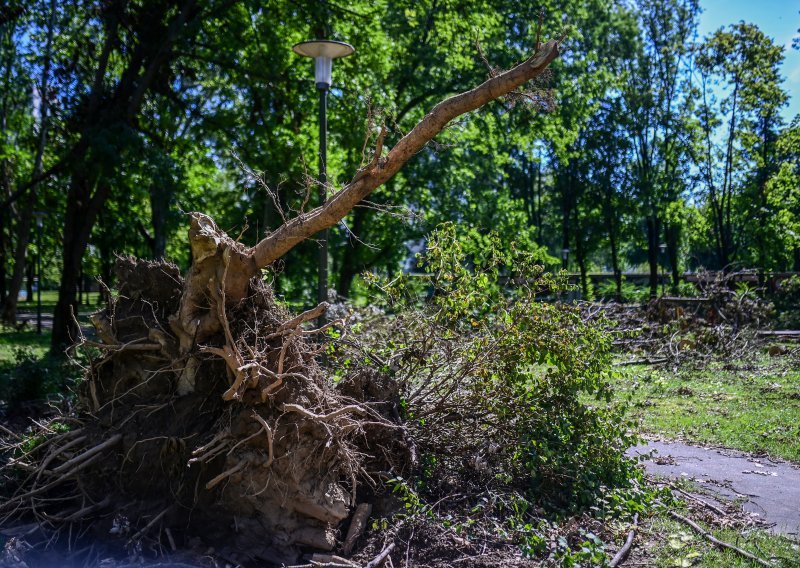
[0,0,796,348]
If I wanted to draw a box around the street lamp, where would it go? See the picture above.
[659,242,667,297]
[561,247,570,271]
[292,39,355,324]
[33,211,45,334]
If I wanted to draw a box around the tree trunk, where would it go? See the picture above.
[536,158,544,243]
[3,196,33,321]
[646,215,659,299]
[149,184,168,258]
[25,260,33,303]
[52,179,110,350]
[77,267,84,305]
[336,207,367,299]
[609,223,621,302]
[0,209,6,305]
[665,222,680,293]
[577,245,589,299]
[561,175,571,271]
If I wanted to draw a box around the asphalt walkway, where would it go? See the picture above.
[630,440,800,536]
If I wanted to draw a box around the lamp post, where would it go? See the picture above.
[33,211,45,334]
[659,242,667,297]
[292,39,355,324]
[561,248,570,271]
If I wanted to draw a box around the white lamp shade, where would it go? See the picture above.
[292,40,355,59]
[293,40,355,88]
[315,56,332,86]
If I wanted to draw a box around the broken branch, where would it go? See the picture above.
[608,513,638,567]
[251,41,559,268]
[668,511,772,567]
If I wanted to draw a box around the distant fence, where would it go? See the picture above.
[563,272,800,289]
[407,271,800,284]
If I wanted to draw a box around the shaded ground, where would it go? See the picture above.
[632,440,800,536]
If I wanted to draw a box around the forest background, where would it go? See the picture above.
[1,0,799,352]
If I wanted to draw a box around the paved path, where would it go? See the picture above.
[15,310,94,337]
[630,440,800,536]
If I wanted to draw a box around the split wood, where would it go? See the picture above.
[342,503,372,555]
[668,511,772,567]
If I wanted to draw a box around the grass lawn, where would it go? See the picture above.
[15,290,102,314]
[645,509,799,567]
[611,351,800,566]
[0,328,51,362]
[613,352,800,462]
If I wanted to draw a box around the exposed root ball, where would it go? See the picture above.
[1,255,405,566]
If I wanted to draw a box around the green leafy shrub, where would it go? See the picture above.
[772,275,800,328]
[344,223,639,510]
[0,348,79,408]
[595,277,651,303]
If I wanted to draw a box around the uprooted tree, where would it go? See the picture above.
[1,41,559,564]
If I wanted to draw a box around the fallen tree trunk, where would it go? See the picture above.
[0,40,559,565]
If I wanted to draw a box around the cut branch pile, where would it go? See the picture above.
[589,270,775,364]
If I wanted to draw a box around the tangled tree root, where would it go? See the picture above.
[1,219,410,566]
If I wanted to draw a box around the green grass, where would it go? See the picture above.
[0,329,51,362]
[15,290,102,313]
[613,352,800,462]
[646,511,800,567]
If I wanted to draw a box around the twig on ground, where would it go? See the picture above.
[364,542,395,568]
[0,423,22,440]
[609,513,638,567]
[62,497,111,522]
[671,486,728,517]
[615,358,668,367]
[309,553,359,567]
[128,507,171,543]
[668,511,772,567]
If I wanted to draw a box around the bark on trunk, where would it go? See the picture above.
[149,184,168,258]
[665,222,680,293]
[52,180,110,350]
[646,215,659,299]
[609,226,621,302]
[0,210,6,305]
[25,260,33,303]
[2,202,31,320]
[336,207,367,299]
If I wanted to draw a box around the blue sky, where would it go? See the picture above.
[698,0,800,122]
